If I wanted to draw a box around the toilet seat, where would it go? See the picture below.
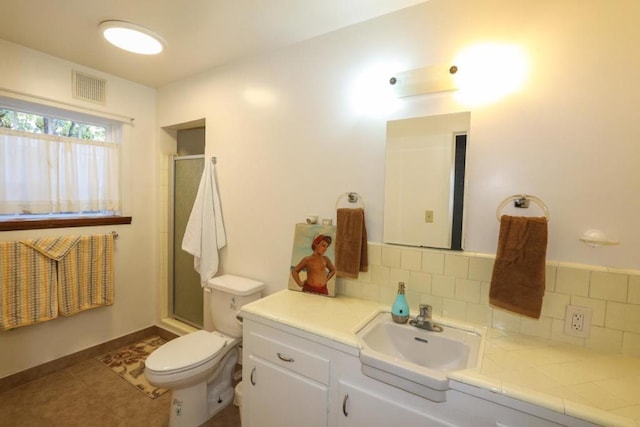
[146,330,229,376]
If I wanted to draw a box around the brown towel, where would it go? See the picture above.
[336,208,368,278]
[490,215,548,319]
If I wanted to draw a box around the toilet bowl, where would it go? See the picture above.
[145,275,264,427]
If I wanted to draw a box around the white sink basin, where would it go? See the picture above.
[356,312,484,402]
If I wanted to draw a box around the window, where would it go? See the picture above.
[0,101,130,230]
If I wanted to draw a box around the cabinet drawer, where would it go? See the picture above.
[248,331,330,385]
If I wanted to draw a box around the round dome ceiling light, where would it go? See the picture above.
[99,20,166,55]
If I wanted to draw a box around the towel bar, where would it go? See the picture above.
[496,194,549,222]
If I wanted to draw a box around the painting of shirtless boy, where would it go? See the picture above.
[288,224,337,296]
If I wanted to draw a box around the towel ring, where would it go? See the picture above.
[496,194,550,222]
[335,192,365,210]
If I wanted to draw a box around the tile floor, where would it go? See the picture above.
[0,357,241,427]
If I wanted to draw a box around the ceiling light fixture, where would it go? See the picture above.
[99,20,166,55]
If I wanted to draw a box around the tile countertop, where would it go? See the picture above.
[240,290,640,427]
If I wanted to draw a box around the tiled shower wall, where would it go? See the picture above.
[337,243,640,358]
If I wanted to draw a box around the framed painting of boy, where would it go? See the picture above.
[288,223,337,297]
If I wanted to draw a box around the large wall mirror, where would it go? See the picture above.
[383,112,470,250]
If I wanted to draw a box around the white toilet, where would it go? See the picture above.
[145,274,264,427]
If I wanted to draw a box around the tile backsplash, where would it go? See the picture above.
[336,243,640,358]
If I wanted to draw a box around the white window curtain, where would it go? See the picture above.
[0,128,120,215]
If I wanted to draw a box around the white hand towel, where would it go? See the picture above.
[182,160,227,286]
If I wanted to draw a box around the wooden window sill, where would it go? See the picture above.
[0,216,132,231]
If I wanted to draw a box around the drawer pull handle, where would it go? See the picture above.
[342,393,349,417]
[277,352,295,362]
[250,366,256,386]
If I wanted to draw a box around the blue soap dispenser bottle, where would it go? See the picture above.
[391,282,409,324]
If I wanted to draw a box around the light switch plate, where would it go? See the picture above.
[424,210,434,223]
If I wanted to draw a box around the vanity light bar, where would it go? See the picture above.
[389,64,458,97]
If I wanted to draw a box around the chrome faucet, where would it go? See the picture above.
[409,304,443,332]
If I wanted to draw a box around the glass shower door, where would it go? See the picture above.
[173,155,204,327]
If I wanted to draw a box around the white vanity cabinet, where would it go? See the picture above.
[242,319,331,427]
[337,380,454,426]
[245,356,327,427]
[333,350,568,427]
[242,311,599,427]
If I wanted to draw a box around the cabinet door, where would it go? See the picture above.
[246,355,328,427]
[337,381,455,427]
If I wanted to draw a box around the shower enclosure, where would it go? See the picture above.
[172,154,204,327]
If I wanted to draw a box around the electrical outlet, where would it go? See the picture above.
[571,312,584,331]
[564,305,592,338]
[424,210,434,223]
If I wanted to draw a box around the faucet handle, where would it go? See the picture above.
[419,304,432,318]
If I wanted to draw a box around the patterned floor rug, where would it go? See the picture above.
[98,335,169,399]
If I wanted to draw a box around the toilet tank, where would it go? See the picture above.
[206,274,264,338]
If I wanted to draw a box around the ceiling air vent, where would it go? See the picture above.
[72,71,107,105]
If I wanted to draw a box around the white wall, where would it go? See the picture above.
[0,39,158,378]
[157,0,640,296]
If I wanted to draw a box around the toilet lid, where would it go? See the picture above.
[145,330,228,374]
[207,274,265,296]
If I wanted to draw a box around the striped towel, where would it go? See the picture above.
[0,241,58,331]
[21,235,81,261]
[22,234,115,317]
[57,235,115,316]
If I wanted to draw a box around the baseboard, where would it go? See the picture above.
[0,325,178,394]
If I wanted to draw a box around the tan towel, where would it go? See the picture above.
[490,215,548,319]
[336,208,368,278]
[0,241,58,331]
[24,234,114,316]
[21,235,81,261]
[57,234,115,316]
